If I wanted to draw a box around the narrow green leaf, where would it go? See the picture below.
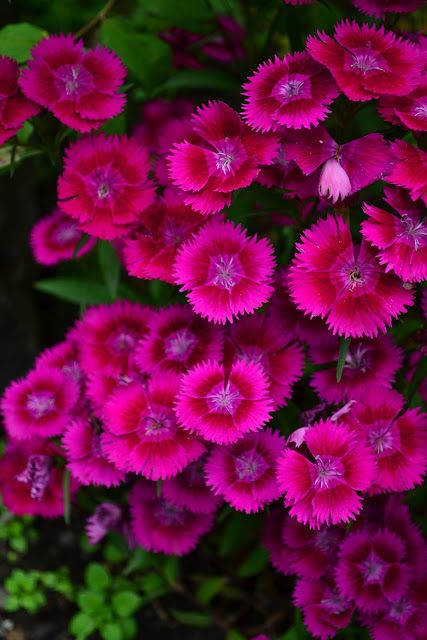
[170,609,211,627]
[63,468,71,524]
[336,336,351,383]
[72,233,91,259]
[156,68,237,94]
[97,241,121,299]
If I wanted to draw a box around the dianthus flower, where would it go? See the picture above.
[102,375,205,479]
[129,480,214,555]
[57,134,155,239]
[77,301,152,377]
[242,52,339,131]
[306,21,422,101]
[85,367,141,415]
[202,16,246,64]
[167,100,278,214]
[282,126,391,203]
[133,98,194,152]
[30,208,95,265]
[86,503,122,544]
[162,455,222,514]
[308,335,403,403]
[352,0,425,18]
[336,528,412,613]
[362,187,427,282]
[378,80,427,132]
[2,365,79,440]
[175,359,273,445]
[0,56,40,144]
[154,116,194,186]
[386,140,427,206]
[205,429,285,513]
[345,389,427,493]
[277,419,376,527]
[288,215,414,338]
[174,219,275,324]
[123,191,204,283]
[20,34,125,132]
[135,305,224,375]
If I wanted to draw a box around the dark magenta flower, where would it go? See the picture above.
[0,56,40,144]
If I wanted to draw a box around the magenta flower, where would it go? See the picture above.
[57,134,155,240]
[288,215,414,338]
[202,16,246,64]
[20,34,125,132]
[86,503,122,545]
[362,188,427,282]
[378,80,427,132]
[387,141,427,206]
[277,419,376,527]
[85,367,141,416]
[306,21,422,101]
[282,126,391,203]
[205,429,285,513]
[242,52,339,131]
[162,455,222,514]
[335,528,412,613]
[102,375,205,480]
[167,100,278,214]
[2,366,79,440]
[175,359,274,445]
[135,305,224,375]
[133,98,194,153]
[129,480,214,555]
[174,219,275,324]
[123,191,204,283]
[36,334,84,386]
[364,582,427,640]
[352,0,425,18]
[0,56,40,144]
[154,115,194,186]
[30,208,95,265]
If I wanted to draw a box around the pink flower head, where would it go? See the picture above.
[366,586,427,640]
[2,366,79,440]
[77,301,152,377]
[57,134,155,240]
[133,98,194,153]
[203,16,245,64]
[129,480,214,555]
[154,116,194,186]
[175,359,274,445]
[85,367,141,415]
[362,189,427,282]
[174,219,275,324]
[309,335,403,403]
[387,141,427,206]
[352,0,425,18]
[86,503,122,545]
[20,34,125,132]
[162,454,222,514]
[293,577,354,640]
[335,527,412,613]
[306,21,422,101]
[205,429,285,513]
[345,389,427,493]
[0,56,40,144]
[225,313,304,409]
[378,80,427,132]
[283,126,391,203]
[0,440,77,518]
[30,208,95,265]
[36,334,84,386]
[102,374,205,479]
[62,417,125,487]
[135,305,224,375]
[167,100,278,214]
[288,215,414,338]
[123,191,204,283]
[277,419,376,527]
[242,52,339,131]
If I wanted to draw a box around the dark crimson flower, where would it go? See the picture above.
[378,80,427,132]
[352,0,425,18]
[386,140,427,207]
[0,56,39,144]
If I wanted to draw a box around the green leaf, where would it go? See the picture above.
[196,576,225,606]
[0,23,46,62]
[101,623,124,640]
[170,609,211,627]
[336,336,351,383]
[101,112,126,135]
[69,612,96,640]
[136,0,214,32]
[34,277,137,305]
[85,563,111,591]
[63,468,71,525]
[77,590,105,616]
[156,68,237,94]
[98,241,121,299]
[227,631,246,640]
[162,555,180,586]
[120,618,138,640]
[237,544,269,578]
[123,548,152,576]
[112,591,142,618]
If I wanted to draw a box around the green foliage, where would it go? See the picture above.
[34,277,138,306]
[97,241,121,300]
[4,567,73,613]
[0,506,38,562]
[0,22,46,62]
[336,337,351,383]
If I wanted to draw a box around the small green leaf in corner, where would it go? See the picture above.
[336,337,351,383]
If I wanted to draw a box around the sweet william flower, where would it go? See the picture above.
[378,80,427,132]
[30,208,95,265]
[352,0,425,18]
[162,455,222,514]
[386,140,427,207]
[86,503,122,545]
[0,56,40,144]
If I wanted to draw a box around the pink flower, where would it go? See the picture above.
[308,335,403,403]
[57,134,155,240]
[154,116,194,186]
[364,581,427,640]
[133,98,194,153]
[335,528,412,613]
[86,503,122,545]
[135,305,224,375]
[362,188,427,282]
[277,419,376,527]
[387,141,427,206]
[205,429,285,513]
[0,56,39,144]
[2,366,79,440]
[30,208,95,265]
[20,34,125,132]
[175,359,274,445]
[345,389,427,493]
[242,52,339,131]
[174,219,275,324]
[101,374,205,479]
[288,215,414,338]
[77,301,152,377]
[129,480,214,555]
[123,191,204,283]
[36,334,84,386]
[85,367,141,416]
[203,16,246,64]
[167,100,278,214]
[352,0,425,18]
[162,455,222,514]
[306,21,422,101]
[62,417,125,487]
[378,80,427,132]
